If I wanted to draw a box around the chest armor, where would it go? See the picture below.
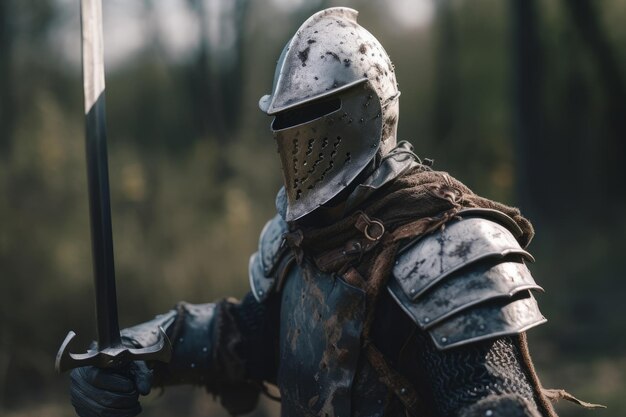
[278,261,389,417]
[250,209,547,417]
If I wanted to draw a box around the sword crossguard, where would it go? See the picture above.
[55,328,172,373]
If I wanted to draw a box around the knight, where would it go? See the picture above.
[68,7,594,417]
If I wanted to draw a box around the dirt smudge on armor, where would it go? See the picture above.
[359,43,367,54]
[382,114,397,140]
[305,268,326,307]
[290,326,301,352]
[325,51,341,62]
[450,240,474,260]
[298,47,311,66]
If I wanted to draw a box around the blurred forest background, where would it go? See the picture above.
[1,0,625,416]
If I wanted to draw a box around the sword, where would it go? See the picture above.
[55,0,171,373]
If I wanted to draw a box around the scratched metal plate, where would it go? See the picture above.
[248,252,274,302]
[393,217,533,300]
[428,293,546,350]
[388,260,542,330]
[259,213,288,275]
[278,262,366,417]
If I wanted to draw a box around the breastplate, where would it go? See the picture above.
[278,260,366,417]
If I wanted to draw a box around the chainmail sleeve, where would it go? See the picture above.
[413,331,547,417]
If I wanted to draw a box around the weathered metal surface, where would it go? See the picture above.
[428,293,546,350]
[248,214,288,303]
[272,81,384,222]
[350,359,389,417]
[278,262,366,417]
[388,260,543,329]
[259,214,288,275]
[453,208,525,241]
[393,216,534,300]
[259,7,400,222]
[124,303,217,385]
[249,252,274,303]
[120,310,177,348]
[258,7,398,115]
[159,303,217,384]
[343,141,420,210]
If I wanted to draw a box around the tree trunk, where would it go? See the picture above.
[511,0,544,220]
[564,0,626,210]
[0,0,15,154]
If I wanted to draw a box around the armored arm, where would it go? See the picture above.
[388,208,556,417]
[120,293,278,415]
[117,214,289,414]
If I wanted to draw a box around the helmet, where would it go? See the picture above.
[259,7,400,222]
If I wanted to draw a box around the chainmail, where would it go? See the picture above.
[417,332,540,416]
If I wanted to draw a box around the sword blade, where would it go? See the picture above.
[80,0,120,349]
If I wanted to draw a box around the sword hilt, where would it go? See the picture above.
[55,328,172,373]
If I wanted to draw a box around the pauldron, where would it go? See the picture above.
[388,208,546,350]
[249,213,292,303]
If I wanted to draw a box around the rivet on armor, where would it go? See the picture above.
[400,388,406,395]
[202,347,208,352]
[441,337,448,343]
[485,410,493,417]
[179,337,184,343]
[190,363,196,368]
[423,317,430,323]
[259,290,265,296]
[409,288,416,295]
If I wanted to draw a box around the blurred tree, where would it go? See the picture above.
[512,0,626,226]
[0,0,15,153]
[432,0,460,147]
[511,0,542,217]
[564,0,626,212]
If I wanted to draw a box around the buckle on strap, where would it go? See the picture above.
[355,212,385,241]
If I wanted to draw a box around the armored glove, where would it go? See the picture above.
[70,360,152,417]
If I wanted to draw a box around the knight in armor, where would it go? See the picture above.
[68,7,597,417]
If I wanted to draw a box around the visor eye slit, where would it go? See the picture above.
[272,98,341,131]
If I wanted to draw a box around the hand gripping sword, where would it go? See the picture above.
[55,0,171,373]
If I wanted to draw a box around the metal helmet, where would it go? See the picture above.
[259,7,400,222]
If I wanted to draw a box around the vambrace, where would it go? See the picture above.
[120,299,262,415]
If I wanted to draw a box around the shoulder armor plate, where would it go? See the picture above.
[249,214,289,302]
[428,293,546,349]
[394,212,533,300]
[389,260,543,329]
[389,210,545,350]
